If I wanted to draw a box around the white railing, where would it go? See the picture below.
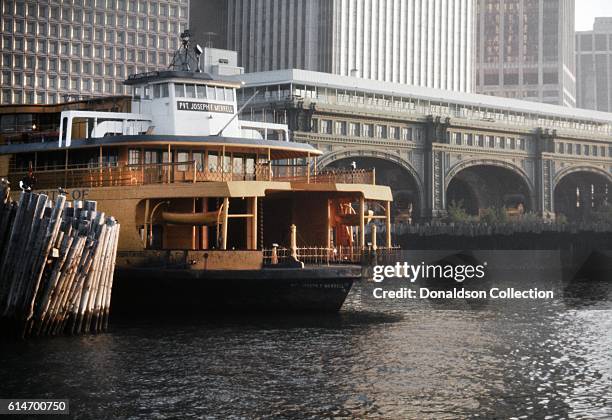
[58,110,153,147]
[239,120,290,141]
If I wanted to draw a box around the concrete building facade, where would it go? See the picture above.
[474,0,576,107]
[576,18,612,112]
[196,0,475,92]
[0,0,189,105]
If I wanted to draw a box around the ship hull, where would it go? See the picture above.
[111,265,360,314]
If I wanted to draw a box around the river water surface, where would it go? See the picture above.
[1,253,612,419]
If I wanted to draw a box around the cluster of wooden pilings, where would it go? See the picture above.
[0,184,120,338]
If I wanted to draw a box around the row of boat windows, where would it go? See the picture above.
[11,149,260,174]
[135,83,235,102]
[127,149,257,174]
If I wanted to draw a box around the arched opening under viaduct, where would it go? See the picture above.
[446,165,533,216]
[325,157,422,224]
[554,171,611,222]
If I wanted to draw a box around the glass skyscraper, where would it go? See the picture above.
[0,0,189,105]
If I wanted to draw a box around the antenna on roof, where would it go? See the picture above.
[169,30,199,72]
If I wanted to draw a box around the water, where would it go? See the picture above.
[1,253,612,419]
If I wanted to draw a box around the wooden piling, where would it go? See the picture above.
[0,185,121,338]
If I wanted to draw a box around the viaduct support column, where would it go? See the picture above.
[534,128,555,219]
[424,116,450,220]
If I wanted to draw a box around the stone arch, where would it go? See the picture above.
[318,148,426,219]
[445,158,536,214]
[553,165,612,189]
[553,165,612,220]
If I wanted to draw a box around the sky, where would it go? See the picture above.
[575,0,612,31]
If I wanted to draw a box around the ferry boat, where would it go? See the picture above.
[0,35,394,313]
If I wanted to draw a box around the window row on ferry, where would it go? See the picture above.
[135,83,235,102]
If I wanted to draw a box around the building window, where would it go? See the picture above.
[454,132,461,145]
[335,121,347,135]
[487,136,494,148]
[401,127,412,141]
[349,122,360,137]
[375,125,387,138]
[311,119,318,133]
[320,120,332,134]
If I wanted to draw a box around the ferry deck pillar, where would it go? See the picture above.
[246,196,258,250]
[386,201,392,248]
[200,198,208,250]
[221,197,229,250]
[359,196,365,250]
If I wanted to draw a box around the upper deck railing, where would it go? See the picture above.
[8,162,375,190]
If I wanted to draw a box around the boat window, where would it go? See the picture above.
[233,156,243,174]
[161,83,169,97]
[144,150,160,164]
[103,151,118,167]
[186,84,196,98]
[177,151,189,171]
[224,88,234,102]
[215,87,224,101]
[207,152,218,172]
[192,152,204,171]
[206,86,215,100]
[245,157,255,175]
[223,155,231,173]
[196,85,206,99]
[153,84,161,98]
[128,149,141,166]
[0,114,16,133]
[174,83,185,97]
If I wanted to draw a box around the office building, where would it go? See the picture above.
[474,0,576,107]
[576,18,612,112]
[195,0,475,92]
[0,0,189,105]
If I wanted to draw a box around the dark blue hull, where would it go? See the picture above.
[111,266,360,314]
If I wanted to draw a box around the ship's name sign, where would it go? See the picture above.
[177,101,234,114]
